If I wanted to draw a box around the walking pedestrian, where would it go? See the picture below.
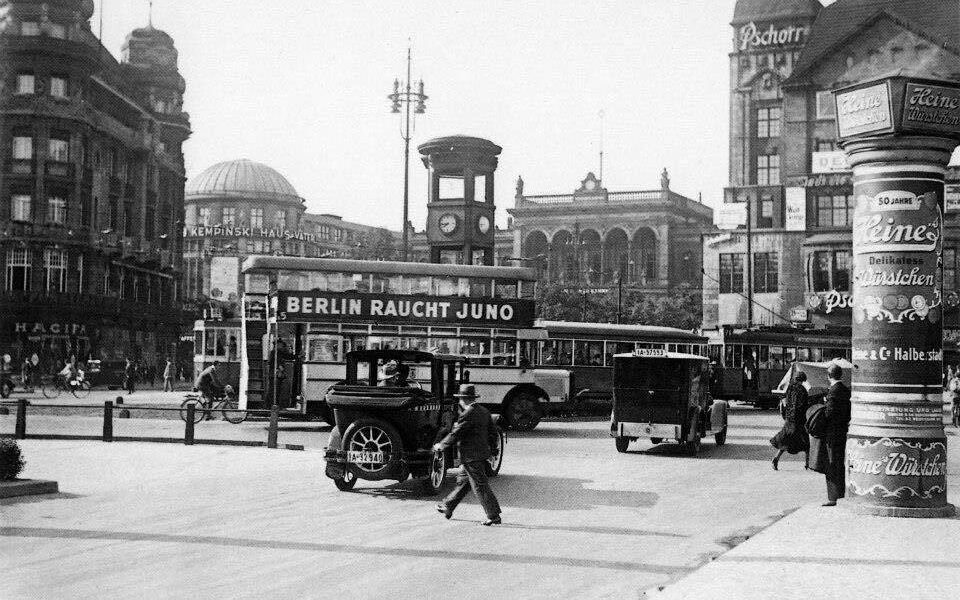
[809,364,850,507]
[742,351,759,405]
[434,384,502,526]
[948,369,960,428]
[163,358,175,392]
[20,357,32,391]
[123,357,136,394]
[770,371,810,470]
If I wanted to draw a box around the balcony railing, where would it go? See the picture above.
[6,159,35,176]
[45,161,74,178]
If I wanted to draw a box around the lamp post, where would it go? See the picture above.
[388,47,427,262]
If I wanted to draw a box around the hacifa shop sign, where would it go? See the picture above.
[738,22,808,51]
[14,322,89,335]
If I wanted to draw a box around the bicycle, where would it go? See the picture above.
[40,373,92,399]
[179,389,246,424]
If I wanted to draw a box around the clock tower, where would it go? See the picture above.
[418,135,501,265]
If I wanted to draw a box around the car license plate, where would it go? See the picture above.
[347,451,384,464]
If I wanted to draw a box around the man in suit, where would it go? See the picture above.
[434,384,502,526]
[822,363,851,506]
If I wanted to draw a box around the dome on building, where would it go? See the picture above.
[185,159,302,203]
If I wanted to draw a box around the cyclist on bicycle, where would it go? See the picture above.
[194,362,225,401]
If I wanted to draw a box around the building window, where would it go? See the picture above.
[758,195,774,228]
[5,248,31,291]
[250,208,263,228]
[833,250,851,292]
[11,194,31,221]
[816,139,837,152]
[44,248,66,292]
[816,91,837,119]
[47,23,67,39]
[812,251,831,292]
[719,253,744,294]
[199,207,210,226]
[47,195,66,224]
[273,211,285,230]
[222,207,236,225]
[815,194,853,227]
[48,134,70,162]
[812,250,850,292]
[21,21,40,36]
[124,201,134,237]
[757,154,780,185]
[12,134,33,159]
[49,75,68,99]
[756,106,781,138]
[77,254,84,294]
[946,249,958,292]
[15,72,35,94]
[144,204,155,240]
[753,252,779,293]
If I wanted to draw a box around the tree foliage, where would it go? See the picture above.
[536,282,701,330]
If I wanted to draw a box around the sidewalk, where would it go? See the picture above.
[647,501,960,600]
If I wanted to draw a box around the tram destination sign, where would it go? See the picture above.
[276,291,536,328]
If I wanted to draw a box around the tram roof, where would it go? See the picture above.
[241,256,538,281]
[537,320,705,341]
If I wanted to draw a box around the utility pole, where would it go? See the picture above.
[741,89,753,327]
[388,46,427,261]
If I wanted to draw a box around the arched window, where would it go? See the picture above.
[603,228,629,284]
[580,229,602,284]
[632,228,657,284]
[523,230,549,280]
[551,230,576,284]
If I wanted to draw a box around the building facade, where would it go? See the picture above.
[0,1,191,371]
[704,0,960,334]
[509,170,714,291]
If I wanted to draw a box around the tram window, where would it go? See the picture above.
[494,281,518,299]
[574,340,604,366]
[677,344,690,355]
[809,347,822,362]
[769,346,784,369]
[194,331,202,355]
[797,348,810,361]
[278,270,309,290]
[758,346,769,367]
[606,342,634,364]
[783,347,797,364]
[492,339,517,366]
[308,335,341,362]
[541,339,572,365]
[245,274,270,293]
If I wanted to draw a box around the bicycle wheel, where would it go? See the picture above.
[71,380,91,399]
[220,399,247,424]
[41,377,62,399]
[180,397,206,424]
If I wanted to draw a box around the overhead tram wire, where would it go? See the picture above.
[700,268,794,325]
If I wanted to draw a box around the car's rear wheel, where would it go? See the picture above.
[334,469,357,491]
[342,417,403,477]
[421,450,447,495]
[615,436,629,453]
[485,429,505,476]
[506,393,541,431]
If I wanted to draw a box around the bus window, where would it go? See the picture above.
[708,344,722,364]
[492,339,517,366]
[433,276,457,296]
[368,336,401,350]
[541,339,572,366]
[351,273,371,293]
[574,340,604,366]
[520,280,536,299]
[494,281,518,299]
[470,278,491,297]
[400,337,430,352]
[461,338,490,365]
[431,338,459,355]
[605,342,634,365]
[245,273,270,293]
[520,341,535,367]
[308,335,341,362]
[371,273,392,293]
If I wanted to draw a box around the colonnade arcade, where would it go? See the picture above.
[523,227,659,286]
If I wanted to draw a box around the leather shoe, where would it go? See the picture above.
[821,501,837,507]
[480,517,502,526]
[436,503,452,519]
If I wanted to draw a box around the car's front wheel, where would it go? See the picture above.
[485,429,506,476]
[421,450,447,495]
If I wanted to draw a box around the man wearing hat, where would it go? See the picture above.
[378,360,404,387]
[821,363,851,506]
[434,384,502,525]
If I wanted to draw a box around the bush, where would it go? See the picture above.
[0,438,25,480]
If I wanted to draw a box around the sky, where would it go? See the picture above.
[92,0,757,231]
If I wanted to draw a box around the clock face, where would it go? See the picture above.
[585,179,597,191]
[477,215,491,234]
[438,213,458,235]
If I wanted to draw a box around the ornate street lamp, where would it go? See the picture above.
[388,47,427,261]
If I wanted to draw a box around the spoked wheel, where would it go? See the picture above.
[334,469,357,491]
[506,393,541,431]
[71,380,91,399]
[422,450,447,495]
[485,429,506,476]
[179,397,206,424]
[343,418,402,476]
[41,378,62,399]
[615,436,630,453]
[220,399,247,424]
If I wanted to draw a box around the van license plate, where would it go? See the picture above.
[347,451,384,464]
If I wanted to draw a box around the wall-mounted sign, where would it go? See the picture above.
[789,173,853,188]
[184,225,323,244]
[811,151,850,174]
[716,203,747,230]
[835,82,893,139]
[277,291,536,328]
[737,22,807,51]
[209,256,240,300]
[785,187,806,231]
[903,83,960,136]
[14,322,89,335]
[807,290,852,314]
[790,306,809,322]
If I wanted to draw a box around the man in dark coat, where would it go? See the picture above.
[434,384,502,525]
[820,364,851,506]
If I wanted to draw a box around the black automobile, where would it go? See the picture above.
[324,349,505,494]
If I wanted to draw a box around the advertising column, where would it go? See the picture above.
[835,77,958,517]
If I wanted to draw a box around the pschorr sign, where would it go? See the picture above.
[276,291,535,327]
[737,22,807,51]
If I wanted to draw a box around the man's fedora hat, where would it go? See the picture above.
[454,384,478,399]
[378,360,401,381]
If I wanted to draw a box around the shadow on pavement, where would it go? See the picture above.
[631,442,780,463]
[0,492,84,505]
[358,473,658,511]
[0,526,682,573]
[506,427,608,440]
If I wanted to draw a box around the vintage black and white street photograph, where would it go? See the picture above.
[1,0,960,598]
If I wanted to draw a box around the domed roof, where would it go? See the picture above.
[186,159,302,203]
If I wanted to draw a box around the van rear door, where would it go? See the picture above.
[613,357,684,425]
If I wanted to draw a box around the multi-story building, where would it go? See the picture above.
[704,0,960,335]
[509,170,714,291]
[0,1,191,371]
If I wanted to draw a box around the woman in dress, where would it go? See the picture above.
[770,371,810,470]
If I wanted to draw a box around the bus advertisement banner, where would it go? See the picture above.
[276,291,536,328]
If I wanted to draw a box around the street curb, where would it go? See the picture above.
[4,434,305,451]
[0,478,59,498]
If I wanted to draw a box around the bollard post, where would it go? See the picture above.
[185,403,195,445]
[15,398,27,439]
[267,404,279,449]
[102,401,113,442]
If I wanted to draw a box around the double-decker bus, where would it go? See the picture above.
[533,320,708,410]
[238,256,569,430]
[706,325,851,408]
